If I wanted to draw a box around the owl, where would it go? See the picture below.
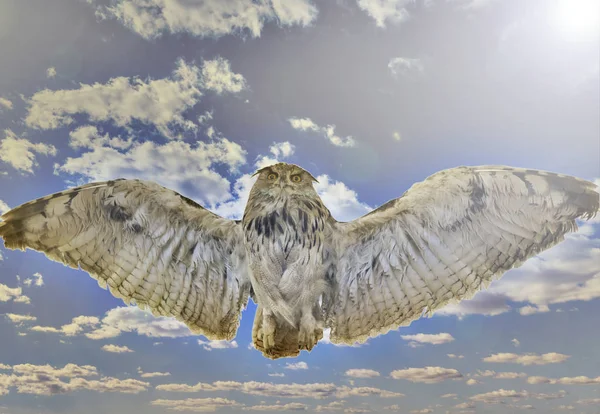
[0,163,598,359]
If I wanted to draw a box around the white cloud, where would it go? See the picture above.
[465,378,480,385]
[11,363,98,378]
[244,402,309,411]
[0,199,9,215]
[511,338,520,347]
[4,314,37,324]
[255,141,296,169]
[0,283,31,304]
[0,130,57,174]
[46,67,57,78]
[483,352,570,366]
[316,401,346,411]
[30,315,100,337]
[518,305,550,316]
[474,370,526,380]
[345,369,380,378]
[400,333,454,346]
[137,368,171,378]
[98,0,318,40]
[201,57,247,94]
[102,344,134,353]
[68,125,132,150]
[23,272,44,287]
[157,380,400,399]
[197,339,239,351]
[388,57,424,76]
[389,367,463,383]
[55,132,246,207]
[470,389,566,404]
[25,59,202,138]
[447,354,464,359]
[0,97,12,110]
[284,362,308,370]
[314,175,372,221]
[356,0,414,28]
[527,375,600,385]
[289,117,356,147]
[392,131,401,141]
[151,397,242,412]
[268,373,285,377]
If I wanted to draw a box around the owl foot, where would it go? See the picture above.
[261,311,277,351]
[298,313,323,351]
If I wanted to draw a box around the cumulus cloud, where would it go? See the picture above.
[255,141,296,169]
[388,57,424,76]
[474,370,526,380]
[0,283,31,304]
[56,131,246,207]
[470,389,566,404]
[512,338,520,347]
[23,272,44,287]
[518,305,550,316]
[527,375,600,385]
[389,367,463,383]
[400,333,454,347]
[0,97,12,110]
[102,344,134,353]
[46,67,57,78]
[356,0,414,28]
[201,57,247,94]
[483,352,570,366]
[151,397,242,412]
[284,362,308,370]
[197,339,239,351]
[314,175,372,221]
[345,369,380,378]
[25,59,204,138]
[0,199,9,214]
[30,315,100,337]
[289,117,356,147]
[0,130,57,174]
[4,314,37,324]
[156,380,400,399]
[97,0,318,40]
[244,402,309,411]
[137,368,171,379]
[315,401,346,411]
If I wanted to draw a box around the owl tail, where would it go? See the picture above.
[252,305,300,359]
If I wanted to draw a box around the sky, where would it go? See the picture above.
[0,0,599,413]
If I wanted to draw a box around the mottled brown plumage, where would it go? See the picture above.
[0,164,598,359]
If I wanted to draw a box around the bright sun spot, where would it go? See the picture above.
[551,0,600,40]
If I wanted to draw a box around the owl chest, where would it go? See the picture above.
[243,205,326,259]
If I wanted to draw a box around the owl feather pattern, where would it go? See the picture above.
[0,164,598,359]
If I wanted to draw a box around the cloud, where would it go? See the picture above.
[474,370,526,380]
[0,130,57,174]
[268,373,285,377]
[201,57,247,94]
[527,375,600,385]
[151,397,242,412]
[25,59,203,138]
[392,131,401,141]
[86,307,194,340]
[197,339,239,351]
[389,367,463,383]
[345,369,380,378]
[284,362,308,370]
[388,57,424,76]
[465,378,480,385]
[11,363,98,378]
[30,315,100,337]
[68,125,132,150]
[4,314,37,324]
[0,199,9,214]
[447,354,464,359]
[289,117,356,147]
[315,401,346,411]
[512,339,520,347]
[46,67,57,78]
[435,291,511,318]
[255,141,296,169]
[470,389,566,404]
[23,272,44,287]
[356,0,413,28]
[518,305,550,316]
[483,352,570,366]
[156,380,400,399]
[137,368,171,379]
[244,402,309,411]
[101,344,134,353]
[97,0,318,40]
[314,176,372,221]
[56,131,246,207]
[0,283,31,304]
[0,97,12,110]
[400,333,454,347]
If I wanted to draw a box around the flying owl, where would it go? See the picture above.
[0,163,598,359]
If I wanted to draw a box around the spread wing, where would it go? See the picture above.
[326,166,599,344]
[0,179,250,340]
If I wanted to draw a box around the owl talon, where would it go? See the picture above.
[298,312,322,351]
[262,311,277,351]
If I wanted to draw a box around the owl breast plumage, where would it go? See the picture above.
[0,163,598,359]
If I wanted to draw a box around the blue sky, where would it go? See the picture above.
[0,0,599,413]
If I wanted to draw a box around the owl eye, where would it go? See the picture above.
[291,175,302,183]
[267,173,278,180]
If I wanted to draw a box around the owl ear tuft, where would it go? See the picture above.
[251,166,271,178]
[306,172,319,183]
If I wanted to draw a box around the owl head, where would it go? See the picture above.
[250,163,319,198]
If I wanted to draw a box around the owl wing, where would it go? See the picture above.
[326,166,599,344]
[0,179,250,341]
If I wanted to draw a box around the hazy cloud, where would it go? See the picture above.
[390,367,463,383]
[0,130,57,174]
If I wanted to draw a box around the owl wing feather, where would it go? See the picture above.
[0,179,250,340]
[326,166,599,344]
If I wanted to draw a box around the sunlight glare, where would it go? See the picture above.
[551,0,600,40]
